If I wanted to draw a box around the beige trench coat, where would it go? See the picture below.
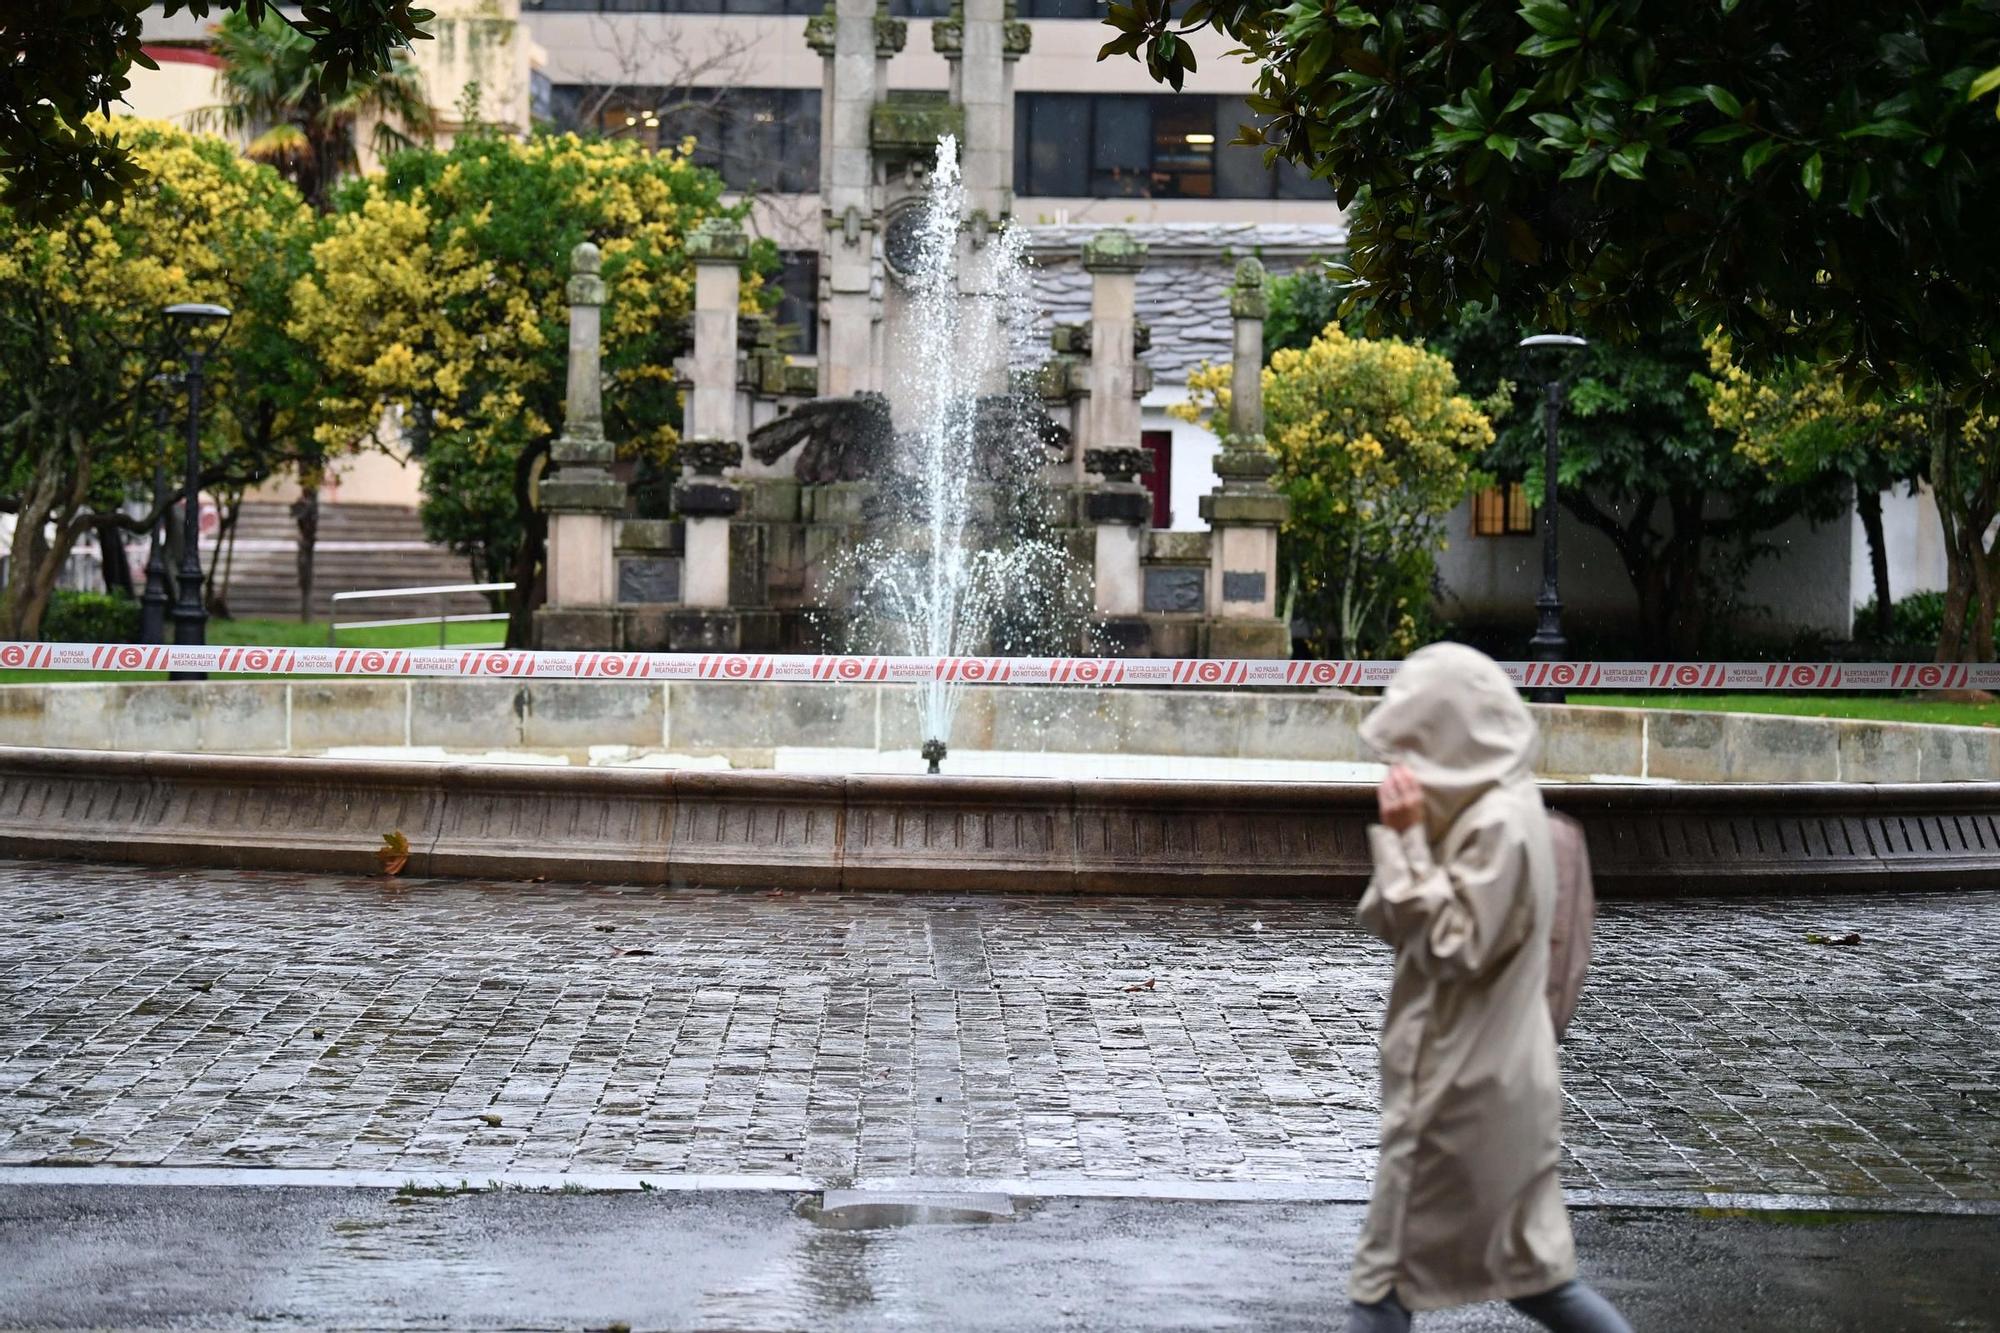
[1349,644,1576,1311]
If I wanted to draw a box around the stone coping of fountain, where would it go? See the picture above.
[0,677,1997,785]
[3,744,1997,897]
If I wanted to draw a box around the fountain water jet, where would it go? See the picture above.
[841,136,1087,772]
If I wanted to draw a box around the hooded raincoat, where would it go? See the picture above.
[1348,643,1576,1311]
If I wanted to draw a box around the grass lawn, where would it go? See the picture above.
[1577,691,2000,728]
[1,616,504,684]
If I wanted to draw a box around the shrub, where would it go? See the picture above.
[1852,590,2000,657]
[40,589,139,643]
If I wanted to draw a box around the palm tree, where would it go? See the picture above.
[199,9,435,215]
[197,9,435,619]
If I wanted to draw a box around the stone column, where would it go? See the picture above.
[679,218,748,613]
[1076,229,1146,481]
[1086,446,1152,653]
[1199,258,1291,658]
[937,0,1028,237]
[809,0,902,398]
[534,242,625,649]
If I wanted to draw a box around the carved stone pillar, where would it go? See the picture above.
[809,0,902,398]
[534,241,625,649]
[1086,447,1152,645]
[1075,229,1147,481]
[1200,258,1291,658]
[679,219,749,613]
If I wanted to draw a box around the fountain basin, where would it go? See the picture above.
[2,745,1996,897]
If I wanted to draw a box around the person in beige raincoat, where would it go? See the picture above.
[1346,644,1632,1333]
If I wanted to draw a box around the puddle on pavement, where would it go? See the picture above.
[800,1191,1020,1230]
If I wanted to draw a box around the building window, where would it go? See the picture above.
[1014,93,1334,201]
[557,86,821,193]
[776,250,819,354]
[527,1,826,13]
[1472,483,1536,537]
[528,0,1114,14]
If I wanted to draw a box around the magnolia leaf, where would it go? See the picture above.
[376,829,411,876]
[1704,83,1743,118]
[1801,150,1823,199]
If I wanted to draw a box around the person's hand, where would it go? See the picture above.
[1377,764,1424,833]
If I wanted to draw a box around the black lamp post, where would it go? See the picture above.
[1516,333,1588,703]
[162,302,231,680]
[138,374,177,645]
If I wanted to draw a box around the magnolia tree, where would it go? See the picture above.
[0,117,321,640]
[291,131,768,645]
[1176,327,1493,656]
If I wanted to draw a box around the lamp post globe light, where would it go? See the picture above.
[137,373,178,646]
[161,302,231,680]
[1516,332,1589,703]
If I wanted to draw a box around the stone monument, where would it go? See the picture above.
[1198,258,1291,658]
[533,243,624,649]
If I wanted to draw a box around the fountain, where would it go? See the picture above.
[810,136,1088,773]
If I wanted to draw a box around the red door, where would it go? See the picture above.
[1140,430,1173,528]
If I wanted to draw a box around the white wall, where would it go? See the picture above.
[1862,484,1950,609]
[1435,494,1860,643]
[1142,389,1216,533]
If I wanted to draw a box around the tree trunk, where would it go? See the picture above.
[0,445,85,640]
[292,483,320,621]
[207,496,242,621]
[504,440,551,649]
[95,518,134,597]
[1855,487,1893,643]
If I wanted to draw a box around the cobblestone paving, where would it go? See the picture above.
[0,862,1994,1201]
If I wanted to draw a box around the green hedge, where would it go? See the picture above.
[40,590,140,644]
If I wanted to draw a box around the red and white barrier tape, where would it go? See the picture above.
[0,642,1989,691]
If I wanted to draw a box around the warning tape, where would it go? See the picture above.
[0,642,1991,691]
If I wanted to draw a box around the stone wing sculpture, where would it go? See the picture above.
[748,392,895,483]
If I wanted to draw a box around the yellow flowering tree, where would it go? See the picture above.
[0,116,317,639]
[291,130,768,644]
[1175,327,1494,656]
[1702,337,1929,646]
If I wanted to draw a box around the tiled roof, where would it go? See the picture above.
[1020,222,1349,385]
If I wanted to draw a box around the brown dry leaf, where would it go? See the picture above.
[376,830,411,877]
[1124,979,1157,992]
[618,948,656,958]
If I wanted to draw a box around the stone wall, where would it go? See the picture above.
[3,680,1996,784]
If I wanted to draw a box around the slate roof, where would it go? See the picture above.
[1020,221,1350,385]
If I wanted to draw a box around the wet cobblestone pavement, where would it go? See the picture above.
[1,862,1995,1202]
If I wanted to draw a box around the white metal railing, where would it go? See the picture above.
[327,582,515,648]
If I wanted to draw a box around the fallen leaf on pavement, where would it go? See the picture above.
[618,948,655,957]
[1806,931,1862,946]
[478,1113,502,1127]
[377,830,411,876]
[1124,979,1157,992]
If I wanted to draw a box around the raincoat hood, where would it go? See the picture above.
[1359,643,1540,838]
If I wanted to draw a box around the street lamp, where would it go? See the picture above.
[162,302,232,680]
[138,373,177,645]
[1516,332,1589,702]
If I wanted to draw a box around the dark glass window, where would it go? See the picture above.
[526,0,823,13]
[776,250,819,354]
[1018,0,1105,15]
[560,86,821,193]
[889,0,954,14]
[1015,94,1333,200]
[1019,93,1090,197]
[1092,96,1149,197]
